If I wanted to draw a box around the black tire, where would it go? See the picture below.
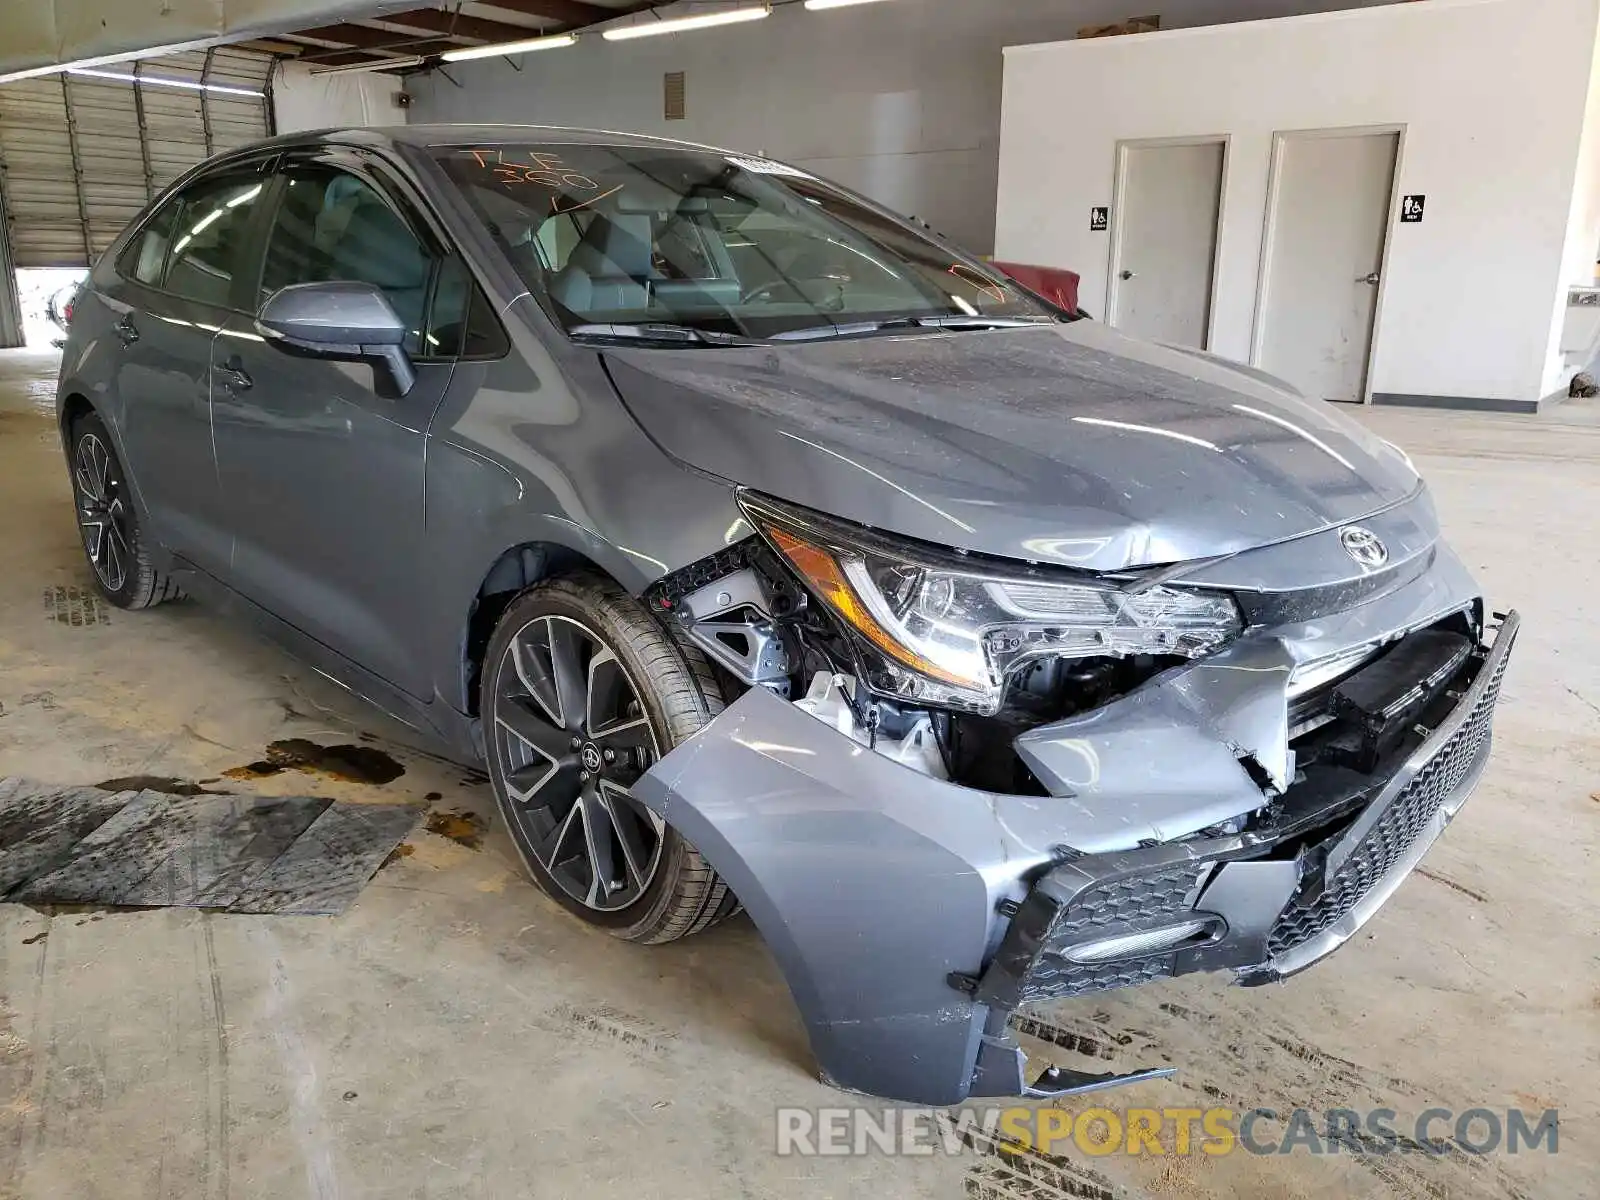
[67,412,183,609]
[481,572,737,943]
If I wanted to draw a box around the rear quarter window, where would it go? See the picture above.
[118,204,178,287]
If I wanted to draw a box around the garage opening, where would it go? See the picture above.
[0,48,274,347]
[13,267,85,347]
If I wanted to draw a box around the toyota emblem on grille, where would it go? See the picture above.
[1340,525,1389,568]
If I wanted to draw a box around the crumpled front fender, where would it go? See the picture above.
[631,686,1065,1104]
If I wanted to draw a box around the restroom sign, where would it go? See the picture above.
[1090,206,1109,231]
[1401,195,1425,224]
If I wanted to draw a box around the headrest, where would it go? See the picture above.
[319,191,428,291]
[569,213,654,280]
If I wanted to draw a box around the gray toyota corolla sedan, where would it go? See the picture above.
[56,124,1517,1105]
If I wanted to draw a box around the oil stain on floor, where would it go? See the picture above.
[224,738,406,786]
[424,809,485,850]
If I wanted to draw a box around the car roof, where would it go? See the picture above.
[249,123,738,157]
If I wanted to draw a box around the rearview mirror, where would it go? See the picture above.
[256,281,416,397]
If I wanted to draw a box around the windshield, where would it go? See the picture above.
[431,143,1052,340]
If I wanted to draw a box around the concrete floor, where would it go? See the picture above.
[0,346,1595,1199]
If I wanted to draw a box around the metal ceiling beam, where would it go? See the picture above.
[378,9,541,42]
[234,38,315,56]
[301,50,404,68]
[473,0,613,28]
[291,23,439,50]
[296,39,465,64]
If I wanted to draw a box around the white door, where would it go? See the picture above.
[1259,130,1398,402]
[1110,140,1224,348]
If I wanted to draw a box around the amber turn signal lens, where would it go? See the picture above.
[767,527,972,687]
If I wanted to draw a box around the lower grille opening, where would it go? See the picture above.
[1266,630,1508,956]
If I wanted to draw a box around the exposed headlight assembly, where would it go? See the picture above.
[742,495,1242,715]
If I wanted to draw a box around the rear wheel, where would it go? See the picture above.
[481,574,736,943]
[68,412,182,609]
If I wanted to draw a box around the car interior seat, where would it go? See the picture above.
[315,178,431,343]
[549,213,655,314]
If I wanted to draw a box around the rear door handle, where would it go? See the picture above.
[114,315,139,346]
[218,354,253,392]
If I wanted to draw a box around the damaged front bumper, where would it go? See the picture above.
[632,563,1518,1104]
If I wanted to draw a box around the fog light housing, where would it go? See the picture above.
[1060,916,1225,964]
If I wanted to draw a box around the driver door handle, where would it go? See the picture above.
[1119,270,1137,281]
[1358,272,1381,285]
[218,354,253,392]
[114,315,139,346]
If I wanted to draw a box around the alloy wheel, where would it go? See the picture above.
[74,433,130,593]
[490,615,667,912]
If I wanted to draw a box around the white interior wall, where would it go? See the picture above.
[1554,22,1600,379]
[272,60,406,134]
[997,0,1600,404]
[1561,30,1600,291]
[407,0,1405,255]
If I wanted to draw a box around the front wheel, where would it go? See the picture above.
[481,574,737,943]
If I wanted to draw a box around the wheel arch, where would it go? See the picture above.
[58,390,97,442]
[461,541,617,717]
[56,391,151,519]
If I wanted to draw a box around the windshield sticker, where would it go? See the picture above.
[725,154,810,178]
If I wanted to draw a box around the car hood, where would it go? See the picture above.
[601,320,1421,571]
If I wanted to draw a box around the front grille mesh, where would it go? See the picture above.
[1267,647,1509,956]
[1021,863,1202,1001]
[1022,953,1174,1000]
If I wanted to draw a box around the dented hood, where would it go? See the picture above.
[603,320,1419,571]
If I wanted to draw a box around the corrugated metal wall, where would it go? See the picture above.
[0,48,274,270]
[0,197,19,346]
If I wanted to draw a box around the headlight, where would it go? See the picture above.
[742,495,1242,715]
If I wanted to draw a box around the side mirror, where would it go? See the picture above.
[256,281,416,397]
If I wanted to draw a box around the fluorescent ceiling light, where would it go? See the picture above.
[603,6,770,40]
[441,33,576,62]
[804,0,892,8]
[68,67,262,98]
